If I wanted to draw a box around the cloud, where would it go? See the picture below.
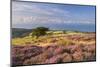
[12,1,95,28]
[12,1,70,16]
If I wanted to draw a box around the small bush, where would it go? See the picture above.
[62,53,72,62]
[72,51,83,62]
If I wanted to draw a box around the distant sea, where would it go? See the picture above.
[48,23,96,32]
[13,23,96,32]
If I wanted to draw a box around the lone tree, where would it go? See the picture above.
[32,27,49,38]
[63,30,66,34]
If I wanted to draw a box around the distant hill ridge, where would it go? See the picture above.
[12,28,95,38]
[12,28,33,38]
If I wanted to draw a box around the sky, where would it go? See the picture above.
[12,1,96,29]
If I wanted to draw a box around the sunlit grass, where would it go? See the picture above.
[12,31,95,46]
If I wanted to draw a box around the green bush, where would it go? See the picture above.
[32,27,49,38]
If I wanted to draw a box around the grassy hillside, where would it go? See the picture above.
[12,30,95,46]
[11,28,96,66]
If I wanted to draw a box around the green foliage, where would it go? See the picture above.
[32,27,49,38]
[63,30,66,34]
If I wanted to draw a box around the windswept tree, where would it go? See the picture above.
[63,30,66,34]
[32,27,49,38]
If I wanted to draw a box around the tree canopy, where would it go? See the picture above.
[32,27,49,38]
